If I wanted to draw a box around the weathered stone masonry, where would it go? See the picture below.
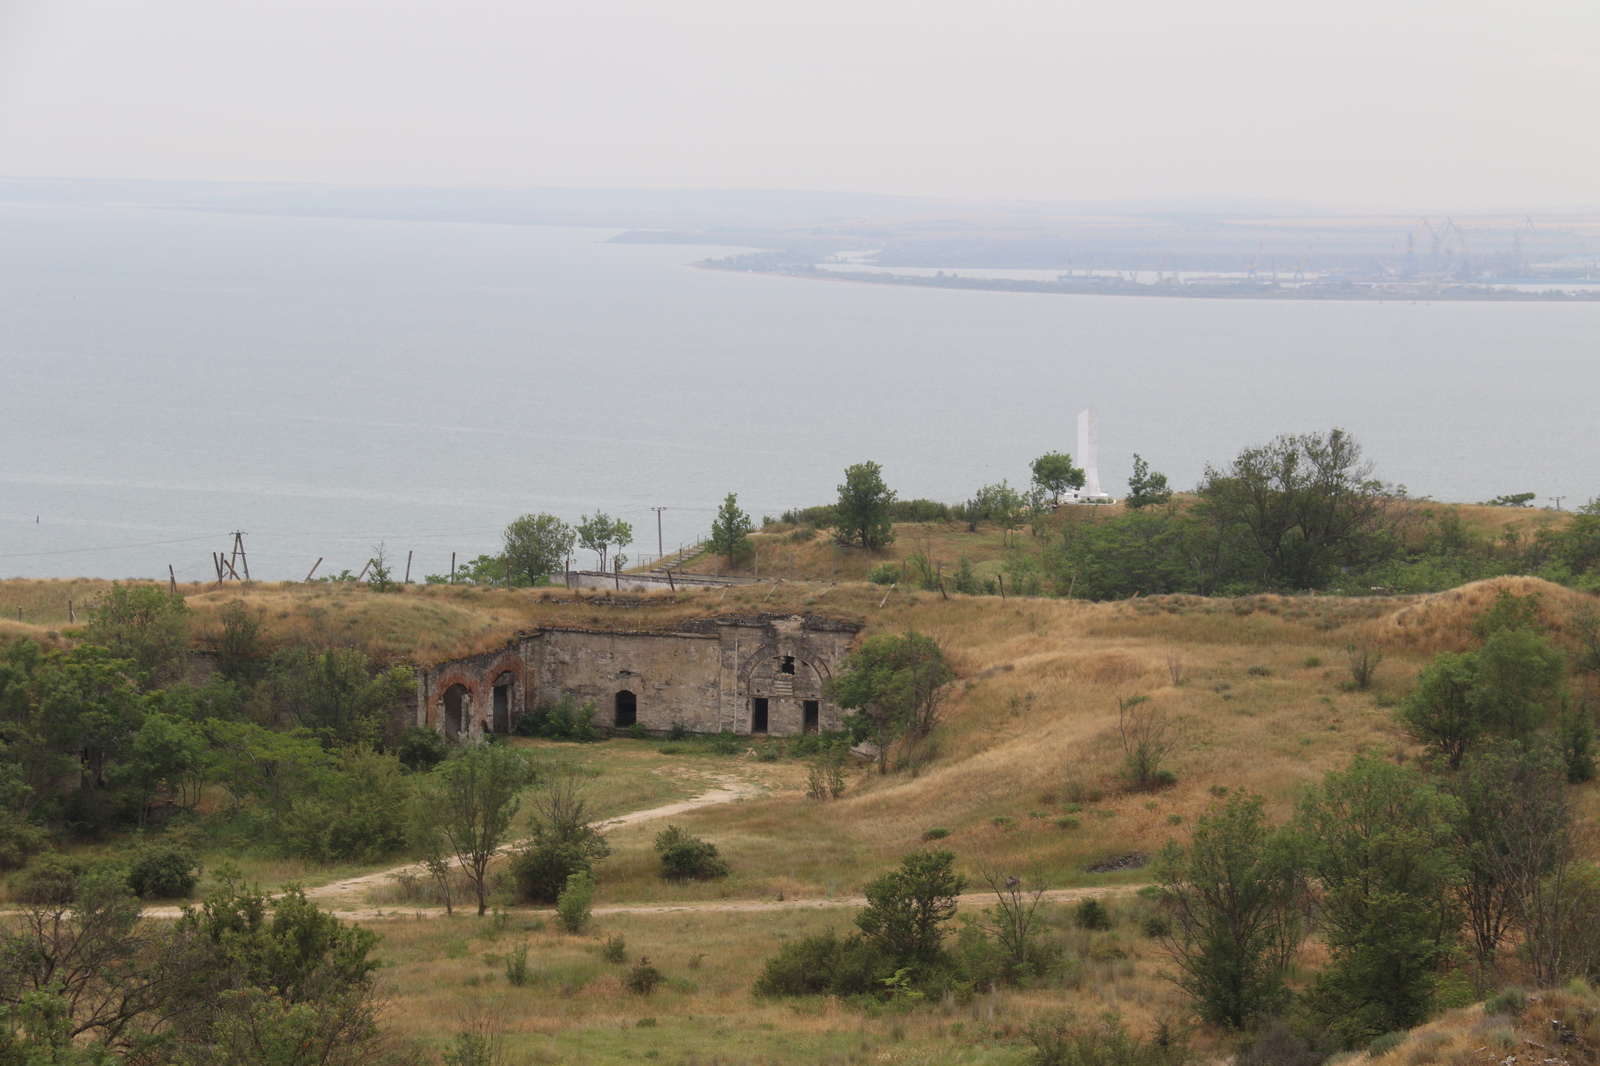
[416,614,864,740]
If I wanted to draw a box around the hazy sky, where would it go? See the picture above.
[1,0,1596,208]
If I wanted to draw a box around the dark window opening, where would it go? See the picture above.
[492,686,510,734]
[803,700,819,734]
[615,690,637,728]
[780,656,795,675]
[751,697,769,734]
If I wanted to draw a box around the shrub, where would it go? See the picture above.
[668,722,688,741]
[869,563,900,586]
[1304,656,1323,668]
[516,696,601,742]
[1247,664,1271,676]
[1367,1032,1405,1058]
[602,934,628,963]
[14,854,87,904]
[709,729,740,755]
[627,721,646,740]
[1056,816,1081,830]
[1483,987,1528,1016]
[556,871,594,933]
[1073,898,1112,931]
[1347,641,1383,690]
[654,825,730,881]
[922,827,950,841]
[505,942,530,986]
[396,724,451,772]
[625,957,663,995]
[753,930,884,997]
[1117,696,1181,793]
[0,812,46,872]
[1142,915,1171,938]
[125,844,199,899]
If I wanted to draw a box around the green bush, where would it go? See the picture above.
[752,930,884,997]
[1073,898,1113,931]
[869,563,900,586]
[922,827,950,841]
[556,871,594,933]
[627,721,647,740]
[0,811,46,872]
[602,934,628,963]
[1367,1032,1405,1058]
[276,748,409,863]
[668,722,688,741]
[14,854,87,905]
[125,844,199,899]
[1056,816,1081,830]
[1483,987,1528,1016]
[625,957,663,995]
[396,725,452,772]
[504,942,530,987]
[516,696,601,742]
[654,825,730,881]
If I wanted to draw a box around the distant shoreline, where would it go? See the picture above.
[692,261,1600,302]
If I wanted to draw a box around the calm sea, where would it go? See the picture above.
[3,202,1597,581]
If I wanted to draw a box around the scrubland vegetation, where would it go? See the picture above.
[2,427,1599,1064]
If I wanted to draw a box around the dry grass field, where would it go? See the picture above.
[2,567,1596,1063]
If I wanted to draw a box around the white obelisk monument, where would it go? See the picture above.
[1077,408,1103,499]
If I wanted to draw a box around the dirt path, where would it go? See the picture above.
[178,884,1148,923]
[142,775,763,918]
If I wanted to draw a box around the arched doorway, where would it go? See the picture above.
[442,684,470,739]
[491,672,516,735]
[615,690,637,728]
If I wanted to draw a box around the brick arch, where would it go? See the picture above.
[427,650,525,730]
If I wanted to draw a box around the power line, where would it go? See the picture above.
[0,532,228,560]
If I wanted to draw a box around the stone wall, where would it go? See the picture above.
[416,613,863,739]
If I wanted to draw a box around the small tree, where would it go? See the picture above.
[1117,695,1180,791]
[1030,452,1086,504]
[1294,756,1462,1046]
[366,541,398,593]
[1125,454,1172,509]
[707,493,753,568]
[85,582,191,686]
[511,771,611,904]
[1156,793,1303,1028]
[855,850,965,975]
[576,515,632,573]
[427,744,539,915]
[835,462,897,550]
[828,631,955,773]
[974,862,1051,981]
[501,513,575,588]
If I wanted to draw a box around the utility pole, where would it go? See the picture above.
[229,531,249,581]
[651,507,666,565]
[1551,496,1567,511]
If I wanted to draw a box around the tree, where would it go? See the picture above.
[1398,651,1482,770]
[707,493,752,568]
[84,583,191,687]
[501,513,574,587]
[1030,452,1086,504]
[828,631,955,773]
[835,462,897,551]
[268,647,414,748]
[1445,743,1567,971]
[1116,695,1180,791]
[1126,454,1172,509]
[510,771,611,904]
[577,513,618,571]
[1294,757,1462,1046]
[855,850,965,975]
[1156,794,1302,1029]
[425,745,539,915]
[1198,428,1396,590]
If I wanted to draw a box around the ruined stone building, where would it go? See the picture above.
[416,614,864,740]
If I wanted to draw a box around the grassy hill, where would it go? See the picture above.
[2,564,1595,1064]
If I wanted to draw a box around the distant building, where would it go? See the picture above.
[417,613,864,740]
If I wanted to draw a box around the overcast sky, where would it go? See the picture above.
[1,0,1596,209]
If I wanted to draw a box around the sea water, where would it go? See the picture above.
[3,201,1597,581]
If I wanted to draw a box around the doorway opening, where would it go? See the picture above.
[492,679,511,734]
[443,684,469,739]
[751,697,769,734]
[615,690,637,728]
[803,700,819,733]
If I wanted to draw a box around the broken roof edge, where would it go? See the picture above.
[420,612,866,670]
